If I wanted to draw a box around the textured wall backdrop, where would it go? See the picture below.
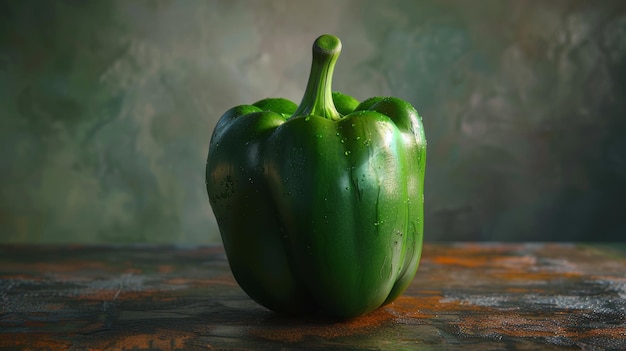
[1,0,625,243]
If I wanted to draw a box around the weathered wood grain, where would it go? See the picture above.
[1,243,625,350]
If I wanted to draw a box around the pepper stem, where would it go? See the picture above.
[291,34,342,121]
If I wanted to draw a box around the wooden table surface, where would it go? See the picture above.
[1,243,625,351]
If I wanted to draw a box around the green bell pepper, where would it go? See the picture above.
[206,34,426,318]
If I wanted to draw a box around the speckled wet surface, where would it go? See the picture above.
[1,243,625,350]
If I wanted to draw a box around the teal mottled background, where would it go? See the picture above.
[1,0,625,243]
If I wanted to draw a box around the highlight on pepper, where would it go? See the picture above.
[206,34,426,318]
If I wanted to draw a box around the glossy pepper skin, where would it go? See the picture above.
[206,35,426,318]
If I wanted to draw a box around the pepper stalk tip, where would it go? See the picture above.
[314,34,342,56]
